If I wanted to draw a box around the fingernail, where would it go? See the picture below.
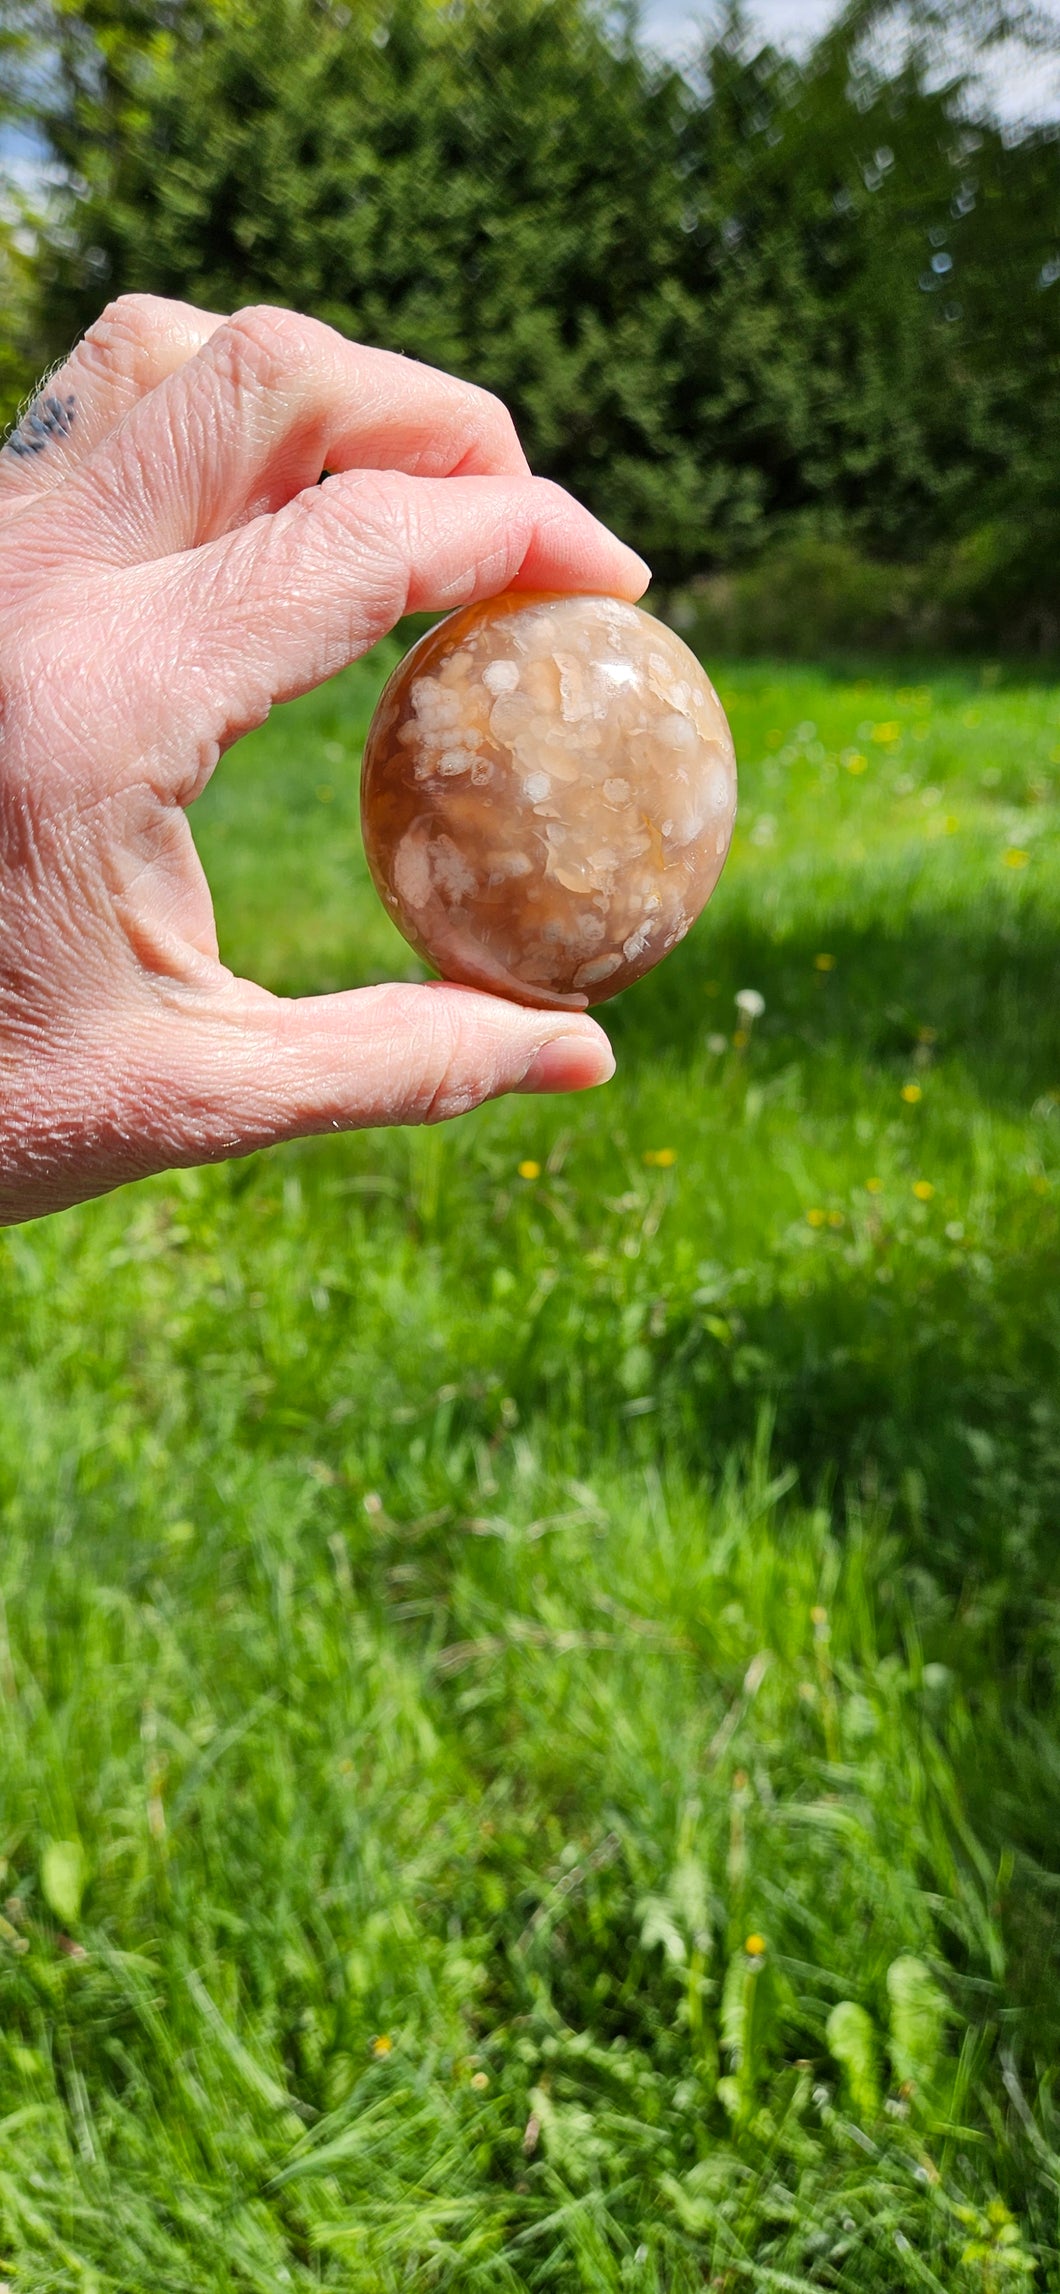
[517,1033,616,1095]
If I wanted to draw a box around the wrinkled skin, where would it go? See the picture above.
[0,296,648,1225]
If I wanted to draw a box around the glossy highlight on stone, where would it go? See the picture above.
[360,592,737,1010]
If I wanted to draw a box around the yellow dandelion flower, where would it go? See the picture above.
[371,2034,393,2058]
[1003,848,1029,869]
[643,1148,677,1168]
[745,1933,766,1957]
[866,1177,883,1194]
[845,753,868,775]
[913,1180,935,1201]
[901,1083,922,1104]
[872,722,901,744]
[814,952,836,971]
[518,1160,541,1180]
[806,1208,827,1228]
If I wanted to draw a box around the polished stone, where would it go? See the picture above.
[360,592,737,1009]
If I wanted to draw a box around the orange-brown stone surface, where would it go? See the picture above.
[360,592,737,1009]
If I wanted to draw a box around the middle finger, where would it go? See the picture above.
[45,305,532,566]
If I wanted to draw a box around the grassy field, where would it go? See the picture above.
[1,640,1059,2291]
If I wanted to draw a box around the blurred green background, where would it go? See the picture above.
[3,2,1060,2289]
[3,0,1060,650]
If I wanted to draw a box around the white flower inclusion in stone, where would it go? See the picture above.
[360,591,738,1010]
[481,658,520,696]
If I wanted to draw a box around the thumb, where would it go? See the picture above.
[128,978,614,1173]
[180,978,616,1147]
[5,981,616,1222]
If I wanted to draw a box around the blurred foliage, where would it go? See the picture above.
[0,1,37,427]
[3,0,1060,628]
[671,525,1060,659]
[0,215,34,426]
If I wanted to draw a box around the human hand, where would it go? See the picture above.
[0,296,648,1225]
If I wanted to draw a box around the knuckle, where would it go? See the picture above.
[404,1008,486,1127]
[532,474,573,518]
[250,481,407,655]
[80,293,175,380]
[228,301,298,344]
[333,467,410,545]
[422,1078,483,1125]
[271,472,396,568]
[313,471,416,593]
[473,383,521,451]
[221,304,314,393]
[516,475,576,556]
[444,382,524,477]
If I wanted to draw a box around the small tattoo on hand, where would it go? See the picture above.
[4,392,78,459]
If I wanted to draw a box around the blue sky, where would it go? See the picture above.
[3,0,1059,181]
[641,0,838,45]
[639,0,1060,119]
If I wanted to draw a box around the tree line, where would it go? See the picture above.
[3,0,1059,646]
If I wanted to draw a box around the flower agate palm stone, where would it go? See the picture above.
[360,592,737,1010]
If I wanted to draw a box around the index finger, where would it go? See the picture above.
[137,470,650,779]
[41,304,533,565]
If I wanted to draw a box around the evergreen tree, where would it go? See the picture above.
[7,0,1060,611]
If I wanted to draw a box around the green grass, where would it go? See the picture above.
[1,645,1060,2290]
